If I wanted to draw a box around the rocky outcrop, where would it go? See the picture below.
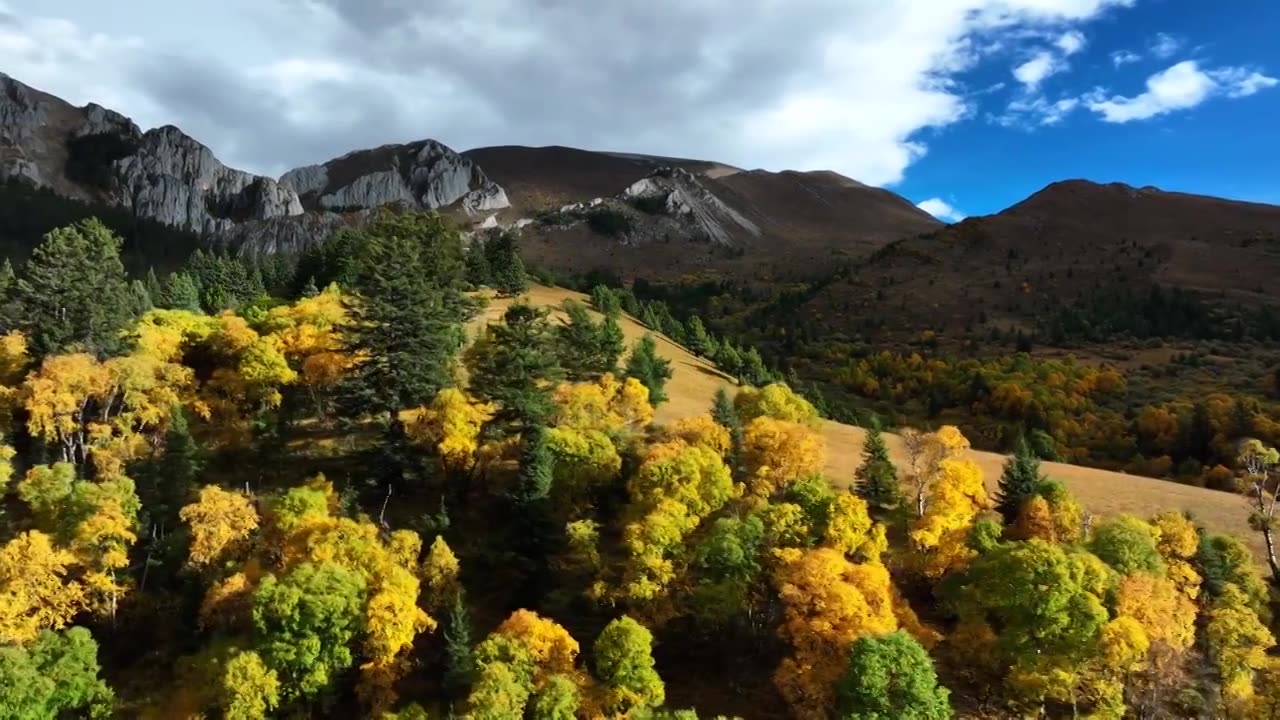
[280,139,509,215]
[1,72,304,237]
[621,166,761,245]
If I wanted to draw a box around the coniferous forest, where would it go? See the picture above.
[4,210,1280,719]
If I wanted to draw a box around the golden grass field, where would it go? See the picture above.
[481,285,1263,563]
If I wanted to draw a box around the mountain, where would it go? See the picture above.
[463,145,941,281]
[750,178,1280,350]
[0,73,940,276]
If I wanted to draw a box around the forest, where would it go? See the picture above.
[4,210,1280,719]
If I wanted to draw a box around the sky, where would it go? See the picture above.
[1,0,1277,220]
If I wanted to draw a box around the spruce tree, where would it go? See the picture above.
[301,276,320,298]
[590,285,621,317]
[715,342,743,377]
[144,267,164,303]
[511,425,556,603]
[485,230,528,297]
[442,591,475,700]
[854,419,901,513]
[740,347,771,386]
[995,436,1048,525]
[154,406,203,523]
[625,333,673,406]
[685,315,714,357]
[160,272,202,312]
[466,303,562,432]
[11,217,134,357]
[128,279,153,316]
[555,301,623,380]
[711,387,744,478]
[464,236,492,288]
[340,210,473,421]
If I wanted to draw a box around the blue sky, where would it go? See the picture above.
[2,0,1276,222]
[900,1,1280,220]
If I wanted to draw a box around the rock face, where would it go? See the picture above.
[280,139,509,216]
[0,72,304,236]
[621,166,760,245]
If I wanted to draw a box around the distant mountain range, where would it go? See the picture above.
[5,70,1280,341]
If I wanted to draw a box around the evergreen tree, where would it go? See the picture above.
[715,342,743,377]
[855,419,902,513]
[624,333,673,406]
[0,258,15,296]
[160,272,202,312]
[555,301,623,380]
[144,267,164,303]
[153,406,203,523]
[442,591,475,700]
[340,211,473,421]
[9,217,134,357]
[466,303,562,432]
[711,387,744,478]
[685,315,715,357]
[464,236,492,288]
[128,279,153,316]
[640,304,663,333]
[511,425,556,603]
[485,230,527,297]
[590,285,622,317]
[995,437,1049,525]
[301,276,320,298]
[740,347,771,386]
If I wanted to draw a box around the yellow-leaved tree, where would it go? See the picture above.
[401,387,495,474]
[742,417,825,500]
[772,547,897,720]
[0,530,85,645]
[909,429,992,578]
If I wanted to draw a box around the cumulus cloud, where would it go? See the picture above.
[1110,50,1142,67]
[1013,51,1065,89]
[2,0,1140,184]
[1085,60,1278,122]
[917,198,967,222]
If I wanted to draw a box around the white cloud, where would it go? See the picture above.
[1148,32,1182,59]
[1086,60,1278,123]
[1,0,1139,186]
[917,197,967,222]
[1110,49,1141,67]
[994,95,1081,127]
[1056,30,1086,55]
[1207,66,1280,98]
[1013,51,1064,89]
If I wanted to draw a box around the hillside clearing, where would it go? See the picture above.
[484,284,1262,563]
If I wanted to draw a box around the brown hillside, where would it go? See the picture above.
[784,179,1280,343]
[463,144,941,281]
[486,285,1263,565]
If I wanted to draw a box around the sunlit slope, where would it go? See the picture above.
[484,285,1259,560]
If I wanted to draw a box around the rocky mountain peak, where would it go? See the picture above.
[620,166,760,245]
[280,138,509,216]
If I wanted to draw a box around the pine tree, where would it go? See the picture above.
[485,230,527,297]
[144,267,164,303]
[128,279,153,316]
[855,419,902,513]
[340,210,473,421]
[740,347,771,386]
[625,333,673,406]
[155,406,203,522]
[466,303,562,432]
[715,342,743,377]
[464,237,492,288]
[590,285,621,317]
[10,218,134,357]
[640,305,663,333]
[511,426,556,604]
[160,272,202,312]
[555,301,623,380]
[685,316,714,357]
[995,437,1048,525]
[711,388,744,478]
[442,591,475,700]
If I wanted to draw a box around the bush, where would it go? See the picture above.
[587,207,633,238]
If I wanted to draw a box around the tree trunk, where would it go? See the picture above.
[1264,523,1280,584]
